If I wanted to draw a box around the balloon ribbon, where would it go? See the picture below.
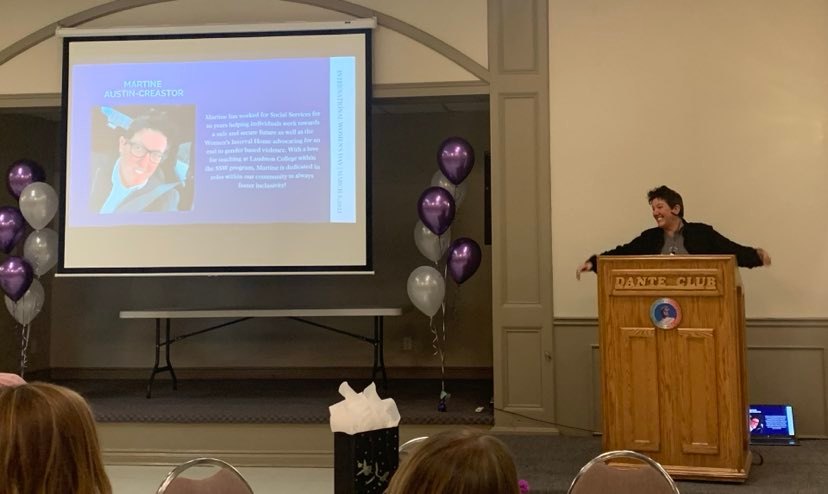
[19,323,30,378]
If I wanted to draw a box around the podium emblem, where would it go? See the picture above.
[650,298,681,329]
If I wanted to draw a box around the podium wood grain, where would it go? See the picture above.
[597,255,750,482]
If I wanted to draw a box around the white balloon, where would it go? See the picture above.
[19,182,58,230]
[431,171,467,207]
[414,221,451,263]
[23,228,58,276]
[4,279,44,325]
[407,266,445,317]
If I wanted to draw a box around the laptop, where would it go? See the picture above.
[749,404,799,445]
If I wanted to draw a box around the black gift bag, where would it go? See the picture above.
[334,426,400,494]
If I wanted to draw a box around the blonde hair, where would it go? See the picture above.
[385,428,520,494]
[0,382,112,494]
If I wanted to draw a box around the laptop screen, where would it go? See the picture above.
[749,404,796,437]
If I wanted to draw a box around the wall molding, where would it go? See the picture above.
[374,81,489,98]
[0,93,61,108]
[49,366,494,381]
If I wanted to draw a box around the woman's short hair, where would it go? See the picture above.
[647,185,684,217]
[0,382,112,494]
[385,428,520,494]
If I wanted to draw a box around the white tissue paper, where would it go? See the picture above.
[329,381,401,435]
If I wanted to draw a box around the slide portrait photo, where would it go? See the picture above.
[88,104,196,214]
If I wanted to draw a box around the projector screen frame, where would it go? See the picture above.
[57,23,373,276]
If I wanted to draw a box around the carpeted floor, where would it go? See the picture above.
[59,378,494,425]
[57,378,828,492]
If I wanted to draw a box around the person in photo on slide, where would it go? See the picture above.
[89,111,182,213]
[575,185,772,279]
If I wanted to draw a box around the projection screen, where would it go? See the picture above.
[58,22,372,275]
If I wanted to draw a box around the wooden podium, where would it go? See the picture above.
[597,255,751,482]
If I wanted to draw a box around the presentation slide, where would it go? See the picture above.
[749,405,795,436]
[60,30,370,273]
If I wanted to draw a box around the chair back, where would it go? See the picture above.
[567,450,680,494]
[156,457,254,494]
[398,436,429,462]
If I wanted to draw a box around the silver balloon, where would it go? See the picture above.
[407,266,445,317]
[23,228,58,276]
[414,221,451,263]
[19,182,58,230]
[4,278,44,325]
[431,170,467,207]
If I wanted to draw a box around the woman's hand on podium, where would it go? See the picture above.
[576,261,593,280]
[757,248,771,266]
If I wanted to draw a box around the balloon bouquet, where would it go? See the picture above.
[407,137,482,412]
[2,159,59,377]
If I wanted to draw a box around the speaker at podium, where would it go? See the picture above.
[597,255,751,482]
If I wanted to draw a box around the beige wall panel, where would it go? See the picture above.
[747,346,826,437]
[497,0,536,72]
[372,27,479,84]
[0,38,63,95]
[505,328,542,407]
[354,0,488,69]
[591,345,601,431]
[549,0,828,318]
[490,0,550,428]
[500,95,540,304]
[552,322,597,432]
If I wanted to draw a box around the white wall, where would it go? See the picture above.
[550,0,828,318]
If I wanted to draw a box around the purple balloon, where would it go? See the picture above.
[418,186,456,236]
[447,237,482,285]
[0,257,33,302]
[437,137,475,185]
[7,159,45,199]
[0,206,25,254]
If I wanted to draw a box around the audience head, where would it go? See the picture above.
[0,372,25,387]
[385,428,520,494]
[0,382,112,494]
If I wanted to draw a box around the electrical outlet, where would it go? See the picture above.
[402,336,413,351]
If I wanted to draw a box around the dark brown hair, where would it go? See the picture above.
[647,185,684,217]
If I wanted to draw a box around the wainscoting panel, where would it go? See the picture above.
[505,327,544,408]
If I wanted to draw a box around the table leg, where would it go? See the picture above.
[146,318,161,399]
[146,318,178,398]
[165,318,178,390]
[378,316,387,389]
[371,316,388,390]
